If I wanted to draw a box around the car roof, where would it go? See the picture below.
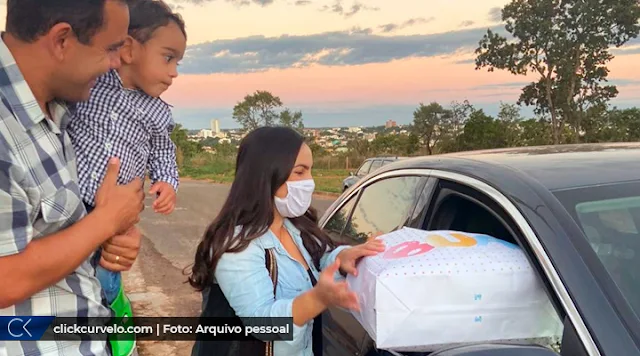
[380,142,640,191]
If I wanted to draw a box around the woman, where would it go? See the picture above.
[189,126,385,355]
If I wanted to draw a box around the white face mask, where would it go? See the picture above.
[274,179,315,218]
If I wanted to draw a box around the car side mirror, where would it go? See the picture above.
[349,171,354,176]
[429,343,560,356]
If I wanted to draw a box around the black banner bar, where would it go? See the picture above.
[39,317,293,341]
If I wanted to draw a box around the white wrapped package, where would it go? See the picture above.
[346,227,563,352]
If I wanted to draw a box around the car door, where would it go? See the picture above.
[321,172,430,356]
[324,168,612,356]
[417,176,598,356]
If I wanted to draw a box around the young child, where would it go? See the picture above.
[67,0,187,315]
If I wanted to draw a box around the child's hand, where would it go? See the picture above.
[149,182,176,215]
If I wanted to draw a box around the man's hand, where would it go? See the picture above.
[94,158,144,235]
[149,181,176,215]
[99,226,142,272]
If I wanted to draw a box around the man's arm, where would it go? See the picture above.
[0,158,142,309]
[0,160,116,308]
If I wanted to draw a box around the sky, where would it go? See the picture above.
[3,0,640,129]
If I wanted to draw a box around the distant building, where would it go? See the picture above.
[385,120,397,128]
[198,129,213,138]
[211,119,220,134]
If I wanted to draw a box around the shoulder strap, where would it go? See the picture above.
[263,248,277,356]
[264,248,278,294]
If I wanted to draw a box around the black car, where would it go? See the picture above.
[318,143,640,356]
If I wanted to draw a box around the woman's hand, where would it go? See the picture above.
[337,237,386,277]
[312,258,360,311]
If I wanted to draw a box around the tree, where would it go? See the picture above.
[553,0,640,142]
[200,137,220,147]
[347,138,372,157]
[215,142,237,157]
[232,90,283,131]
[308,142,328,157]
[449,100,474,136]
[370,134,397,155]
[279,109,304,132]
[582,107,640,143]
[402,133,421,156]
[440,100,474,152]
[497,102,523,147]
[412,102,452,155]
[475,0,640,144]
[170,123,202,166]
[455,109,507,151]
[518,118,554,146]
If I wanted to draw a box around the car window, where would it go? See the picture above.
[324,194,358,243]
[427,193,518,245]
[554,180,640,320]
[369,159,383,172]
[356,160,372,176]
[342,176,425,244]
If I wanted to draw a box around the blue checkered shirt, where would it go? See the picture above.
[67,70,179,208]
[0,37,111,355]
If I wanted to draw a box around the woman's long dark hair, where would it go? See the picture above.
[188,126,338,291]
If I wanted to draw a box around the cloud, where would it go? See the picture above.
[453,58,475,65]
[472,82,531,90]
[180,26,506,74]
[320,0,380,17]
[378,17,435,33]
[459,20,475,27]
[606,79,640,87]
[294,0,312,5]
[471,79,640,93]
[488,7,502,22]
[611,45,640,56]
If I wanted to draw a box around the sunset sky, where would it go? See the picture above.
[5,0,640,129]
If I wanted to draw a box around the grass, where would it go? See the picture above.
[180,160,348,194]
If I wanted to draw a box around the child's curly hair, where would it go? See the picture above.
[126,0,187,44]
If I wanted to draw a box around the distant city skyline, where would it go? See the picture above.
[174,94,640,130]
[173,101,540,130]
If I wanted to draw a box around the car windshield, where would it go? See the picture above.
[554,180,640,320]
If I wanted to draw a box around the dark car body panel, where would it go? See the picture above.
[321,143,640,356]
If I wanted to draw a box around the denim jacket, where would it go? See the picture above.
[214,219,351,356]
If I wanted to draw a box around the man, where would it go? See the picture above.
[0,0,145,355]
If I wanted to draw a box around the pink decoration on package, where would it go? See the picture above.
[383,241,434,259]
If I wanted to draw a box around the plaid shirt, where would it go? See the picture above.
[0,37,111,355]
[67,70,179,208]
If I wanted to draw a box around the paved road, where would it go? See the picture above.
[123,180,336,355]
